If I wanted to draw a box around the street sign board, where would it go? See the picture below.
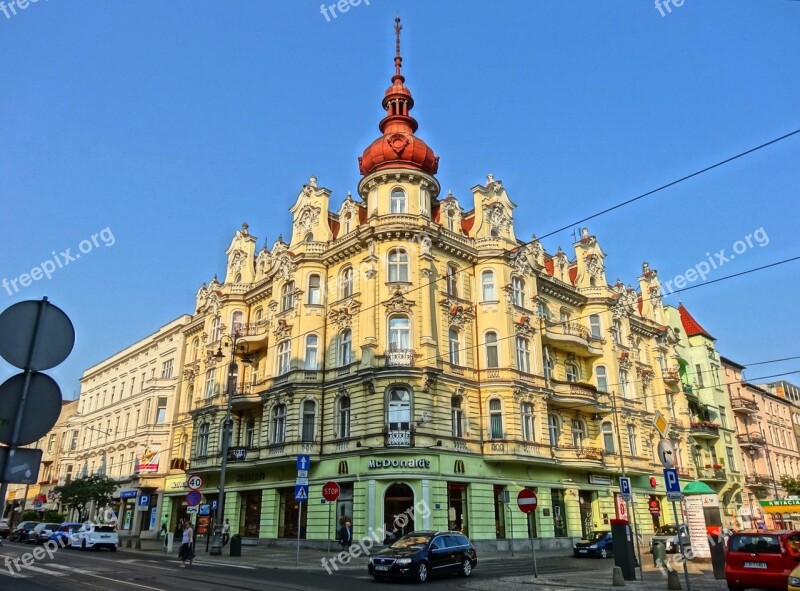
[199,504,211,516]
[186,491,202,507]
[34,500,43,510]
[294,485,308,502]
[653,411,669,439]
[322,481,341,502]
[295,477,309,486]
[186,474,203,491]
[0,447,42,484]
[186,506,199,515]
[0,373,63,446]
[517,489,538,513]
[667,492,684,502]
[619,476,631,501]
[664,468,680,493]
[296,455,310,471]
[0,300,75,371]
[657,439,676,468]
[137,494,150,511]
[297,469,308,479]
[614,493,629,521]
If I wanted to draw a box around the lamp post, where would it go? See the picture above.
[209,331,251,556]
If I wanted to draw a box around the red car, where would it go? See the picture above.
[725,530,800,591]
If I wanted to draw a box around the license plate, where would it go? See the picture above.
[579,549,588,553]
[375,565,390,572]
[101,535,110,539]
[743,562,767,569]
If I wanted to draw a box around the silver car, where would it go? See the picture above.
[650,524,690,553]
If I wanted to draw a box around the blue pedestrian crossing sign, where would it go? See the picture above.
[294,484,309,502]
[296,455,310,471]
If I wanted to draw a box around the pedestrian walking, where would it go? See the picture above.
[179,521,194,567]
[337,520,352,551]
[158,513,168,540]
[222,519,231,546]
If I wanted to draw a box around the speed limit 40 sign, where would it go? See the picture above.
[187,475,203,491]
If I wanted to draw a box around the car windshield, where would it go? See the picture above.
[390,533,433,549]
[730,535,781,554]
[586,531,609,541]
[656,526,677,536]
[45,524,60,530]
[95,525,116,532]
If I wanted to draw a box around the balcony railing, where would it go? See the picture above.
[737,432,766,448]
[745,474,772,488]
[731,397,759,414]
[386,429,413,447]
[386,349,415,367]
[689,422,720,438]
[697,467,727,482]
[553,445,604,462]
[549,380,610,411]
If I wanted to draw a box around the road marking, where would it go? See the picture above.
[188,559,256,570]
[48,564,167,590]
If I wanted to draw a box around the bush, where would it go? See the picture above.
[21,510,40,521]
[44,511,67,524]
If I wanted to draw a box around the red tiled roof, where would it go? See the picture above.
[461,214,475,233]
[678,304,715,340]
[329,216,340,239]
[358,204,368,224]
[544,258,554,276]
[568,266,577,285]
[638,296,643,314]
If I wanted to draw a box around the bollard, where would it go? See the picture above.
[667,569,682,590]
[612,566,626,587]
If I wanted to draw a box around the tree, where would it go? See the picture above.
[780,475,800,496]
[53,474,118,522]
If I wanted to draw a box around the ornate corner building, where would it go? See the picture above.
[157,20,715,549]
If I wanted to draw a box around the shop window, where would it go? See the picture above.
[239,492,262,537]
[448,483,469,535]
[278,487,307,539]
[551,489,567,537]
[494,485,507,539]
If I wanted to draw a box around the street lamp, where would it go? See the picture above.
[209,331,252,556]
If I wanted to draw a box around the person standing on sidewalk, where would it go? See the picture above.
[179,521,194,567]
[158,513,168,540]
[338,520,352,551]
[222,519,231,546]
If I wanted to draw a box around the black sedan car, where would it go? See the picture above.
[9,521,41,543]
[368,531,478,583]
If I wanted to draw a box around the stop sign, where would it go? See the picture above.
[517,489,538,513]
[322,481,341,502]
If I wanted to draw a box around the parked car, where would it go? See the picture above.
[69,523,119,551]
[650,524,690,554]
[789,563,800,591]
[0,518,10,538]
[573,530,614,558]
[8,521,41,542]
[367,530,478,583]
[28,523,63,545]
[49,523,82,546]
[725,530,800,591]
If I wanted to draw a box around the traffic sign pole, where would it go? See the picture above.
[327,500,333,555]
[527,513,538,578]
[672,500,691,591]
[296,502,303,566]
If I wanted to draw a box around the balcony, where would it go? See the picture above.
[542,321,603,356]
[386,349,415,368]
[737,432,766,449]
[689,421,720,439]
[385,428,413,447]
[697,467,728,483]
[552,445,604,464]
[548,380,611,413]
[745,474,772,489]
[663,369,681,385]
[227,446,256,462]
[731,397,759,414]
[230,385,261,408]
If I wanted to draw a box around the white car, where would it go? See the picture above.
[69,523,119,551]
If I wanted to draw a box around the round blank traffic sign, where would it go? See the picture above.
[517,489,538,513]
[0,373,63,446]
[0,300,75,371]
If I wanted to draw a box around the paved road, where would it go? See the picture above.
[0,540,606,591]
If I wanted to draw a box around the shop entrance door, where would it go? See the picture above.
[384,483,414,540]
[579,491,595,538]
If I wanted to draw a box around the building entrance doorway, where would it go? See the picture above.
[383,483,414,541]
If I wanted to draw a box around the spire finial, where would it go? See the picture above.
[394,16,403,79]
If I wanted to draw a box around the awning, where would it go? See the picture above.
[759,500,800,514]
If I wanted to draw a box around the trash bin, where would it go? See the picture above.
[230,534,242,557]
[652,540,667,568]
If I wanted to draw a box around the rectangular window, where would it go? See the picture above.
[70,430,78,451]
[161,359,174,379]
[718,406,728,429]
[695,364,704,388]
[589,315,602,338]
[205,369,217,398]
[155,397,168,424]
[726,446,736,472]
[516,337,531,373]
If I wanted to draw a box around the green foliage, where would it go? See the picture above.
[779,475,800,496]
[53,474,118,522]
[43,511,67,523]
[21,510,40,521]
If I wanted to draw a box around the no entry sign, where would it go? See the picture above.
[517,489,538,513]
[322,481,341,502]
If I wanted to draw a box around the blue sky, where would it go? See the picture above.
[1,0,798,397]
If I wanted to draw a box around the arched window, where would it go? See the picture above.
[271,404,286,444]
[537,301,550,320]
[388,316,410,351]
[276,340,291,375]
[511,276,525,307]
[543,347,554,381]
[485,331,499,368]
[388,249,409,282]
[304,232,314,243]
[589,314,602,338]
[234,272,242,283]
[281,281,296,311]
[521,402,534,442]
[338,397,351,439]
[390,188,407,213]
[232,311,244,335]
[548,414,560,446]
[489,399,503,439]
[339,329,352,365]
[595,365,608,392]
[191,338,199,362]
[565,360,579,383]
[448,329,461,365]
[254,307,264,323]
[204,368,217,399]
[304,334,319,370]
[197,423,210,456]
[446,209,456,232]
[388,388,412,431]
[342,212,352,235]
[245,417,256,448]
[481,270,496,301]
[602,421,615,453]
[341,266,354,299]
[211,316,222,342]
[307,274,321,305]
[301,400,316,442]
[446,264,458,296]
[571,419,586,449]
[627,424,638,456]
[619,369,630,398]
[516,337,531,373]
[611,319,622,345]
[451,397,464,438]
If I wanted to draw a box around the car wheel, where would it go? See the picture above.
[599,548,609,559]
[415,561,429,583]
[460,558,473,577]
[110,546,117,552]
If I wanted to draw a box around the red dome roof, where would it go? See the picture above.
[358,18,439,177]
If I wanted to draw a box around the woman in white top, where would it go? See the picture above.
[179,521,194,567]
